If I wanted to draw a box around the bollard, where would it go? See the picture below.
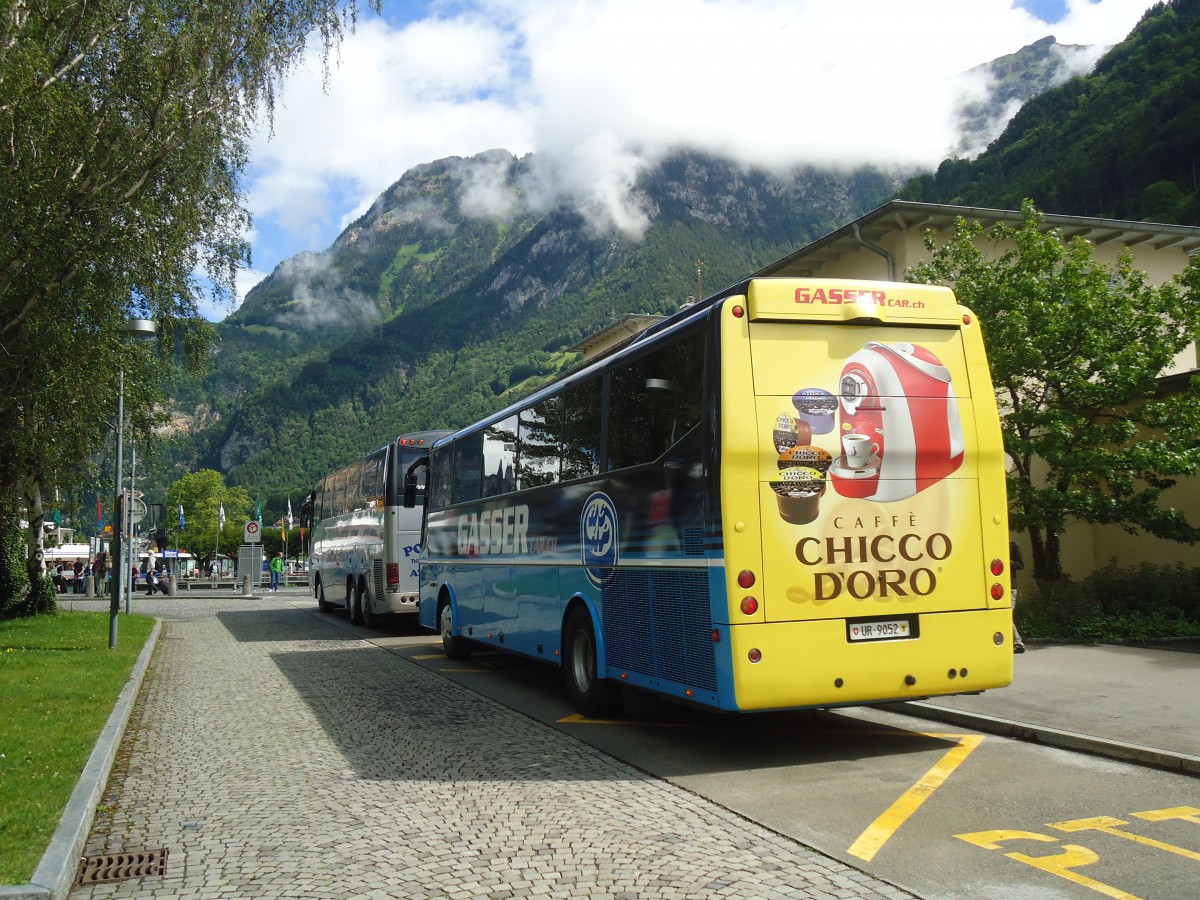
[242,574,252,596]
[168,574,177,596]
[83,574,94,597]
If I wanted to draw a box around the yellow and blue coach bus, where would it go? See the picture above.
[308,430,450,627]
[414,278,1013,715]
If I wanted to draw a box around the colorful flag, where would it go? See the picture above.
[218,503,226,529]
[96,497,103,529]
[178,504,186,528]
[256,500,263,523]
[287,498,294,530]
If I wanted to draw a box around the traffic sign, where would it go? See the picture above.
[129,499,148,525]
[244,520,261,543]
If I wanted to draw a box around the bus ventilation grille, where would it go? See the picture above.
[372,559,386,601]
[681,528,705,556]
[603,568,716,691]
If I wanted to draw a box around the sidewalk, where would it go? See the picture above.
[893,639,1200,776]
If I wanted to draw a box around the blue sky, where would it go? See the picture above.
[210,0,1158,321]
[1016,0,1071,21]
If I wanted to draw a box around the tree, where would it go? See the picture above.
[909,200,1200,582]
[165,470,252,569]
[0,0,378,599]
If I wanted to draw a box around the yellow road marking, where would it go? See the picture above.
[848,733,983,862]
[557,713,695,727]
[1132,806,1200,825]
[957,831,1142,900]
[411,653,444,660]
[1050,816,1200,862]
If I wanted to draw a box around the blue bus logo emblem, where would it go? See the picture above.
[581,492,619,587]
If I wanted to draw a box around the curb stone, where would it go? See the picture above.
[890,699,1200,777]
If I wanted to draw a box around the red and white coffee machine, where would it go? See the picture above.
[830,341,964,502]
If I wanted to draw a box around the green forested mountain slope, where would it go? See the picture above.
[901,0,1200,223]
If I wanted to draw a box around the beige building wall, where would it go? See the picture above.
[763,202,1200,579]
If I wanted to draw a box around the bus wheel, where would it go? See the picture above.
[316,581,333,613]
[439,601,472,661]
[360,584,377,629]
[563,606,622,717]
[349,581,364,625]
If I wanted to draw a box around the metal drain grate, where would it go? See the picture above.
[76,848,168,885]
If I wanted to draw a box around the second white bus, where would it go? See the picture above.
[307,430,450,626]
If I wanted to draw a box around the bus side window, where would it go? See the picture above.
[517,397,562,489]
[452,431,484,504]
[608,329,705,470]
[482,415,518,497]
[562,377,603,480]
[429,448,453,511]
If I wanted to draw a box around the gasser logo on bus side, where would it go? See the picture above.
[581,492,619,588]
[458,505,529,557]
[794,286,925,309]
[795,514,952,601]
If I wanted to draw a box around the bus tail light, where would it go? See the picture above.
[991,583,1005,600]
[386,563,399,587]
[748,648,762,663]
[740,596,758,615]
[737,569,756,589]
[990,558,1004,576]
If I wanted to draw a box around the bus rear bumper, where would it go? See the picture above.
[725,607,1014,711]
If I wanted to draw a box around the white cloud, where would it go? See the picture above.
[231,0,1158,317]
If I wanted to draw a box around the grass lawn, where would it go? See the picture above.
[0,610,155,885]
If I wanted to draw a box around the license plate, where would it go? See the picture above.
[848,618,911,641]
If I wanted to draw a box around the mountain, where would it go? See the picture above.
[154,3,1199,518]
[161,152,903,508]
[954,35,1097,156]
[903,0,1200,222]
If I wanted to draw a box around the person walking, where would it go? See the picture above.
[1010,541,1026,654]
[93,552,108,594]
[269,552,284,592]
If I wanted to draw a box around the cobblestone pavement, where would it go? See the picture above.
[72,596,912,899]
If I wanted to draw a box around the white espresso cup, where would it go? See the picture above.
[842,433,878,469]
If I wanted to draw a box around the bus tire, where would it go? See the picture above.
[563,606,622,717]
[439,601,472,661]
[316,581,333,613]
[360,583,378,629]
[349,580,364,625]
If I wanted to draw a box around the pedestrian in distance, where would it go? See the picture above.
[269,552,284,592]
[145,567,168,596]
[94,552,108,593]
[1010,540,1026,654]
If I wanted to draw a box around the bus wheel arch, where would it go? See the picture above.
[562,602,622,717]
[438,589,472,660]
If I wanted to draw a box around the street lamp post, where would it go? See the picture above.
[109,318,156,649]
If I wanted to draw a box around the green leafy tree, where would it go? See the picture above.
[0,0,378,602]
[166,470,252,568]
[909,200,1200,582]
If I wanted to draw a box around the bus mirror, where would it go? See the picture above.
[403,458,428,509]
